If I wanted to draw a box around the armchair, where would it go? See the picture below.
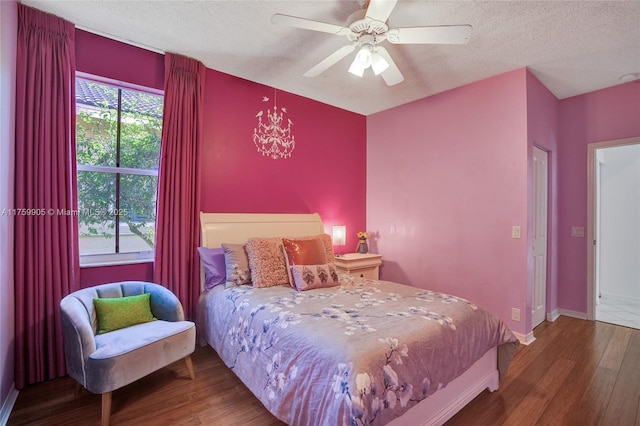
[60,281,196,426]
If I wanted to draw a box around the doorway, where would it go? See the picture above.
[587,137,640,329]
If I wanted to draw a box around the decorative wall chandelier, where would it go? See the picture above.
[253,89,295,159]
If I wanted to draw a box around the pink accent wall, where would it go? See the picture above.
[200,69,366,248]
[0,0,17,406]
[75,30,164,287]
[525,70,559,329]
[368,67,638,335]
[75,30,367,287]
[367,69,530,334]
[557,82,640,313]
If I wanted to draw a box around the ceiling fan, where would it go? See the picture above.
[271,0,472,86]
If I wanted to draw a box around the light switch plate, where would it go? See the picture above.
[512,308,521,321]
[512,226,521,239]
[571,226,584,237]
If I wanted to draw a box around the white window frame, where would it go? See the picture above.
[76,72,163,267]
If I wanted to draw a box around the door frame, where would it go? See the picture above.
[586,136,640,320]
[532,146,548,328]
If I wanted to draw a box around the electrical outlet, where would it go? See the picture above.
[511,308,521,321]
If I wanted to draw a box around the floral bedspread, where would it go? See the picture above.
[197,275,519,426]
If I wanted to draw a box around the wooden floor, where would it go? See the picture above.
[7,316,640,426]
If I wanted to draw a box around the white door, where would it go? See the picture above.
[532,147,548,327]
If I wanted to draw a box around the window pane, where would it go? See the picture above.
[76,79,118,167]
[119,173,157,252]
[76,76,162,260]
[78,170,116,255]
[120,89,163,169]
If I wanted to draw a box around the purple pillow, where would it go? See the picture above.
[197,247,226,290]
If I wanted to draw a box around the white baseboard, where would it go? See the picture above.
[525,308,590,344]
[513,331,536,345]
[556,309,587,320]
[546,308,587,322]
[547,309,560,322]
[0,385,19,426]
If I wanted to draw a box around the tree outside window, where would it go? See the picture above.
[75,77,163,261]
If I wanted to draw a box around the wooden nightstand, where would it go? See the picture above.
[334,253,382,280]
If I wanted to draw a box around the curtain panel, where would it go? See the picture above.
[14,4,79,388]
[154,54,205,319]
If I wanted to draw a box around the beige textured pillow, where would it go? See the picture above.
[314,233,336,263]
[245,237,289,288]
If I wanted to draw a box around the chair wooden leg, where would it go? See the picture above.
[184,355,195,380]
[74,381,82,394]
[101,392,112,426]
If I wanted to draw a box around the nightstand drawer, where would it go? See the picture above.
[334,253,382,280]
[349,267,378,280]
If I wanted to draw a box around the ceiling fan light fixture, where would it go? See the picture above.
[349,44,373,77]
[348,59,367,77]
[371,52,389,75]
[355,44,372,67]
[273,1,473,87]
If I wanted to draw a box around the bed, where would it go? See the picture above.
[197,212,519,426]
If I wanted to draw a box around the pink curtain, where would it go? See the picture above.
[14,4,79,389]
[154,54,205,319]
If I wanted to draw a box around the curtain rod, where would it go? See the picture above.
[75,25,165,55]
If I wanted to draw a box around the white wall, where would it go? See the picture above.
[599,143,640,301]
[0,0,17,416]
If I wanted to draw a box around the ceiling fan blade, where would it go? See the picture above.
[271,13,351,36]
[387,25,472,44]
[375,46,404,86]
[304,44,356,77]
[365,0,398,23]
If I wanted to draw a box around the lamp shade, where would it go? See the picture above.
[332,225,346,246]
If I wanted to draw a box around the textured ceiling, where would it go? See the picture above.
[23,0,640,115]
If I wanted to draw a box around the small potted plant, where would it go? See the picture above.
[356,231,369,254]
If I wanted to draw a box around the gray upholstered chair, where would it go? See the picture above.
[60,281,196,426]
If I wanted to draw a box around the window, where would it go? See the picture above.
[75,76,163,265]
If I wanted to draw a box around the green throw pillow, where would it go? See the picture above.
[93,293,157,334]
